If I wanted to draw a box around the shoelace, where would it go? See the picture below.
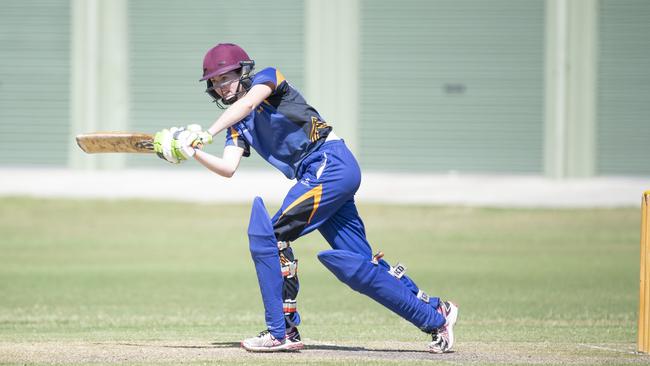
[257,329,271,338]
[431,331,448,348]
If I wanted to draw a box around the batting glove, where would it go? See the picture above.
[185,124,213,148]
[154,127,182,164]
[172,128,199,160]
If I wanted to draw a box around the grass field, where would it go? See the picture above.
[0,197,649,365]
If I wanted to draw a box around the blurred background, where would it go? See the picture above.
[0,0,648,204]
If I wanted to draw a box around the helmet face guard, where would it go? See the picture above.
[205,60,255,109]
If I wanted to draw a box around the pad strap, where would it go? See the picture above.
[417,289,430,303]
[283,299,297,313]
[388,263,407,279]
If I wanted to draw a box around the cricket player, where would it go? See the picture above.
[153,43,458,353]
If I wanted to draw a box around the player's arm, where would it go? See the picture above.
[205,83,274,136]
[193,145,245,178]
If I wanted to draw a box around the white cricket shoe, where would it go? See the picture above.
[428,301,459,353]
[241,328,304,352]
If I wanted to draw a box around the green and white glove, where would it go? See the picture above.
[185,124,213,148]
[171,128,199,161]
[154,125,212,163]
[154,127,183,164]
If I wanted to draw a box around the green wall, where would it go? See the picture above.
[0,0,70,166]
[597,0,650,175]
[359,0,545,173]
[1,0,649,177]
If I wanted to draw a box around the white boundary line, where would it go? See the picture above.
[578,344,642,355]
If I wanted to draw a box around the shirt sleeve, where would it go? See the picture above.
[251,67,287,93]
[224,126,251,157]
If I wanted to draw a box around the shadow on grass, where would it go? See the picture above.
[96,342,240,349]
[100,341,436,354]
[211,342,435,354]
[303,344,434,354]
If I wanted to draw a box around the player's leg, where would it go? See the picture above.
[243,187,342,351]
[268,143,363,332]
[242,197,303,352]
[243,141,359,351]
[317,199,439,306]
[317,200,458,353]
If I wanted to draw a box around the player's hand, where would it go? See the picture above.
[154,127,183,164]
[185,124,213,148]
[172,128,199,160]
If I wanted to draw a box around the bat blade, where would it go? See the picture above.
[76,132,154,154]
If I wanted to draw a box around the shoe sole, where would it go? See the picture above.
[241,340,304,352]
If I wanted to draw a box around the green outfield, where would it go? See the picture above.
[0,197,648,365]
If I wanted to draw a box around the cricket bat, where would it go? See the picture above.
[76,132,154,154]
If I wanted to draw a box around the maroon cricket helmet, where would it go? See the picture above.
[200,43,252,81]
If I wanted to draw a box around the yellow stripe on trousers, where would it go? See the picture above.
[280,184,323,224]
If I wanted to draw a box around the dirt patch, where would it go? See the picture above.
[0,340,648,365]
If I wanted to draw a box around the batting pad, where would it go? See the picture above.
[318,249,445,333]
[248,197,285,340]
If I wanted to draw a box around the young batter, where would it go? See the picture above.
[154,43,458,353]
